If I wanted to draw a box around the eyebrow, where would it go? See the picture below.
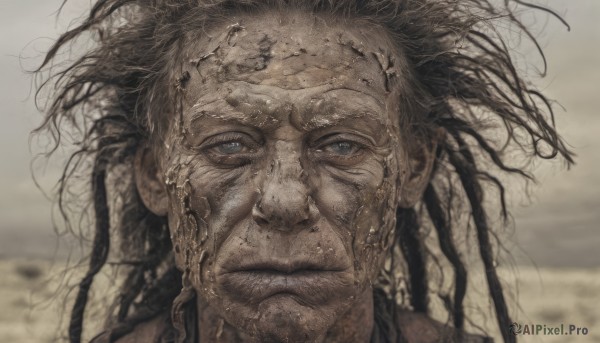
[187,100,283,131]
[293,109,387,134]
[292,89,387,132]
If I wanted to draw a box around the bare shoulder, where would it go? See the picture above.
[90,314,171,343]
[397,310,493,343]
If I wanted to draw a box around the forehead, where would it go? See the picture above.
[176,11,403,130]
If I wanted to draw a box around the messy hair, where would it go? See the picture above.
[35,0,573,342]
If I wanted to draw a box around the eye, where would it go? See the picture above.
[322,141,360,156]
[313,133,370,166]
[203,133,256,156]
[215,141,245,155]
[200,132,261,167]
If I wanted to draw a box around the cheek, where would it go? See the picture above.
[319,154,399,283]
[163,156,211,287]
[163,154,254,288]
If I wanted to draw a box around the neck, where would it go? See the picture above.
[196,289,374,343]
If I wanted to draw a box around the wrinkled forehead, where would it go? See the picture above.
[177,11,403,106]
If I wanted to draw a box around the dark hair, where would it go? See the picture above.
[35,1,574,342]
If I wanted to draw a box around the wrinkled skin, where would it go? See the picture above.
[136,11,435,343]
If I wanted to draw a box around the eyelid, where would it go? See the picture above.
[313,132,373,149]
[310,132,371,165]
[200,132,262,168]
[201,132,259,149]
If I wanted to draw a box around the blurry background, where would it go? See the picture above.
[0,0,598,342]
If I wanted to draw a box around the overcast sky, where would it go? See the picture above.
[1,0,599,266]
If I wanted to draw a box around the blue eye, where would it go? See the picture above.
[216,141,244,154]
[326,141,357,155]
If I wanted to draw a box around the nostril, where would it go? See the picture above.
[252,205,269,226]
[252,191,317,230]
[297,218,311,227]
[255,217,269,226]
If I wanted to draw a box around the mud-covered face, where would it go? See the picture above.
[137,12,431,343]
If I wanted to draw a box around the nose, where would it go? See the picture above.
[253,141,318,231]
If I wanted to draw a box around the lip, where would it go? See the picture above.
[219,270,353,304]
[224,259,347,275]
[217,259,353,304]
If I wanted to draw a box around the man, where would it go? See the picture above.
[36,1,573,342]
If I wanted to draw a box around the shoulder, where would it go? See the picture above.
[396,310,493,343]
[90,314,172,343]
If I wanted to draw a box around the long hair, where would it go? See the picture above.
[35,1,574,342]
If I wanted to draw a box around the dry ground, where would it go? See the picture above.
[1,258,598,343]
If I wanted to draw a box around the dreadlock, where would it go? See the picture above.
[34,1,574,342]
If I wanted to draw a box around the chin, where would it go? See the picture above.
[248,295,331,343]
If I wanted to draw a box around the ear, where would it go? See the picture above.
[134,143,169,216]
[397,129,443,208]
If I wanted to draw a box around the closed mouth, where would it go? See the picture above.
[223,259,347,275]
[218,259,352,303]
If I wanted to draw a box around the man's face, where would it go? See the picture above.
[153,12,415,342]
